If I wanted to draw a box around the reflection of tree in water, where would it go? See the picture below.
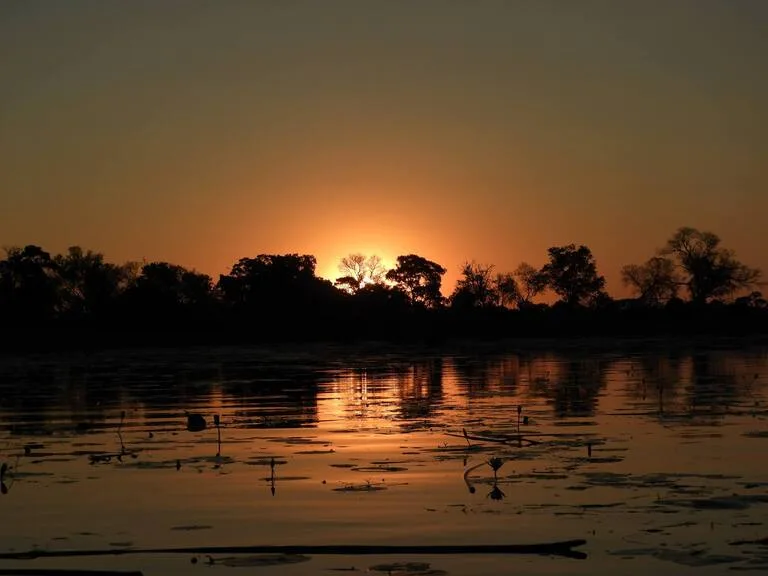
[449,352,606,416]
[627,353,686,414]
[0,353,324,432]
[0,362,121,433]
[394,358,444,423]
[450,355,520,399]
[526,355,607,418]
[626,349,765,416]
[0,363,61,433]
[685,351,755,412]
[220,362,321,428]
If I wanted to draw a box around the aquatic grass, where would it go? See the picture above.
[0,461,8,495]
[86,417,140,465]
[0,453,21,494]
[268,456,277,495]
[116,410,125,453]
[214,414,221,457]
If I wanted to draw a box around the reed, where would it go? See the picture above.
[214,414,221,457]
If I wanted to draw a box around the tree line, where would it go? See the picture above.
[0,226,764,351]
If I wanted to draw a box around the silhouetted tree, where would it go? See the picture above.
[218,254,322,308]
[661,227,761,304]
[216,253,343,340]
[335,253,386,293]
[116,262,214,332]
[132,262,213,306]
[356,283,409,308]
[385,254,446,308]
[514,262,548,307]
[734,291,767,309]
[620,256,679,307]
[541,244,606,307]
[493,272,519,308]
[450,261,497,308]
[0,245,61,325]
[55,246,135,317]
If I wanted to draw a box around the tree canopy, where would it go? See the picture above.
[620,256,679,307]
[336,254,385,293]
[540,244,606,307]
[450,262,497,309]
[385,254,446,308]
[661,227,761,303]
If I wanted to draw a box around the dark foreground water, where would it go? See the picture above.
[1,341,767,575]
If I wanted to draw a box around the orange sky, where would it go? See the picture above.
[1,1,766,297]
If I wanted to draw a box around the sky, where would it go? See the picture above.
[1,0,766,296]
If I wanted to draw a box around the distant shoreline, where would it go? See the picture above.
[3,333,767,364]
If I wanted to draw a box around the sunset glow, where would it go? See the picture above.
[1,1,765,298]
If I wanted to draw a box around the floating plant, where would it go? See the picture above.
[487,482,506,501]
[269,456,276,496]
[488,457,504,480]
[0,461,8,494]
[186,412,207,433]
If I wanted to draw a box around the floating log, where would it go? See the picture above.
[0,570,143,576]
[0,540,588,561]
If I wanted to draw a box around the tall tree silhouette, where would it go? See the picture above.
[661,227,760,304]
[514,262,548,307]
[216,254,341,339]
[218,254,322,308]
[493,272,520,308]
[0,245,61,326]
[55,246,135,318]
[385,254,446,308]
[621,256,679,307]
[121,262,215,328]
[541,244,606,307]
[450,261,497,309]
[136,262,212,305]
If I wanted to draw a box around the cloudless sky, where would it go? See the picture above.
[1,0,766,295]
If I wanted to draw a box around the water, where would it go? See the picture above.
[1,342,767,575]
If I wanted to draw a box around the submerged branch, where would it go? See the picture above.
[445,431,541,446]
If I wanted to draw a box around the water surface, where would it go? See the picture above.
[1,342,767,575]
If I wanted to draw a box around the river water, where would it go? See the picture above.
[1,341,767,575]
